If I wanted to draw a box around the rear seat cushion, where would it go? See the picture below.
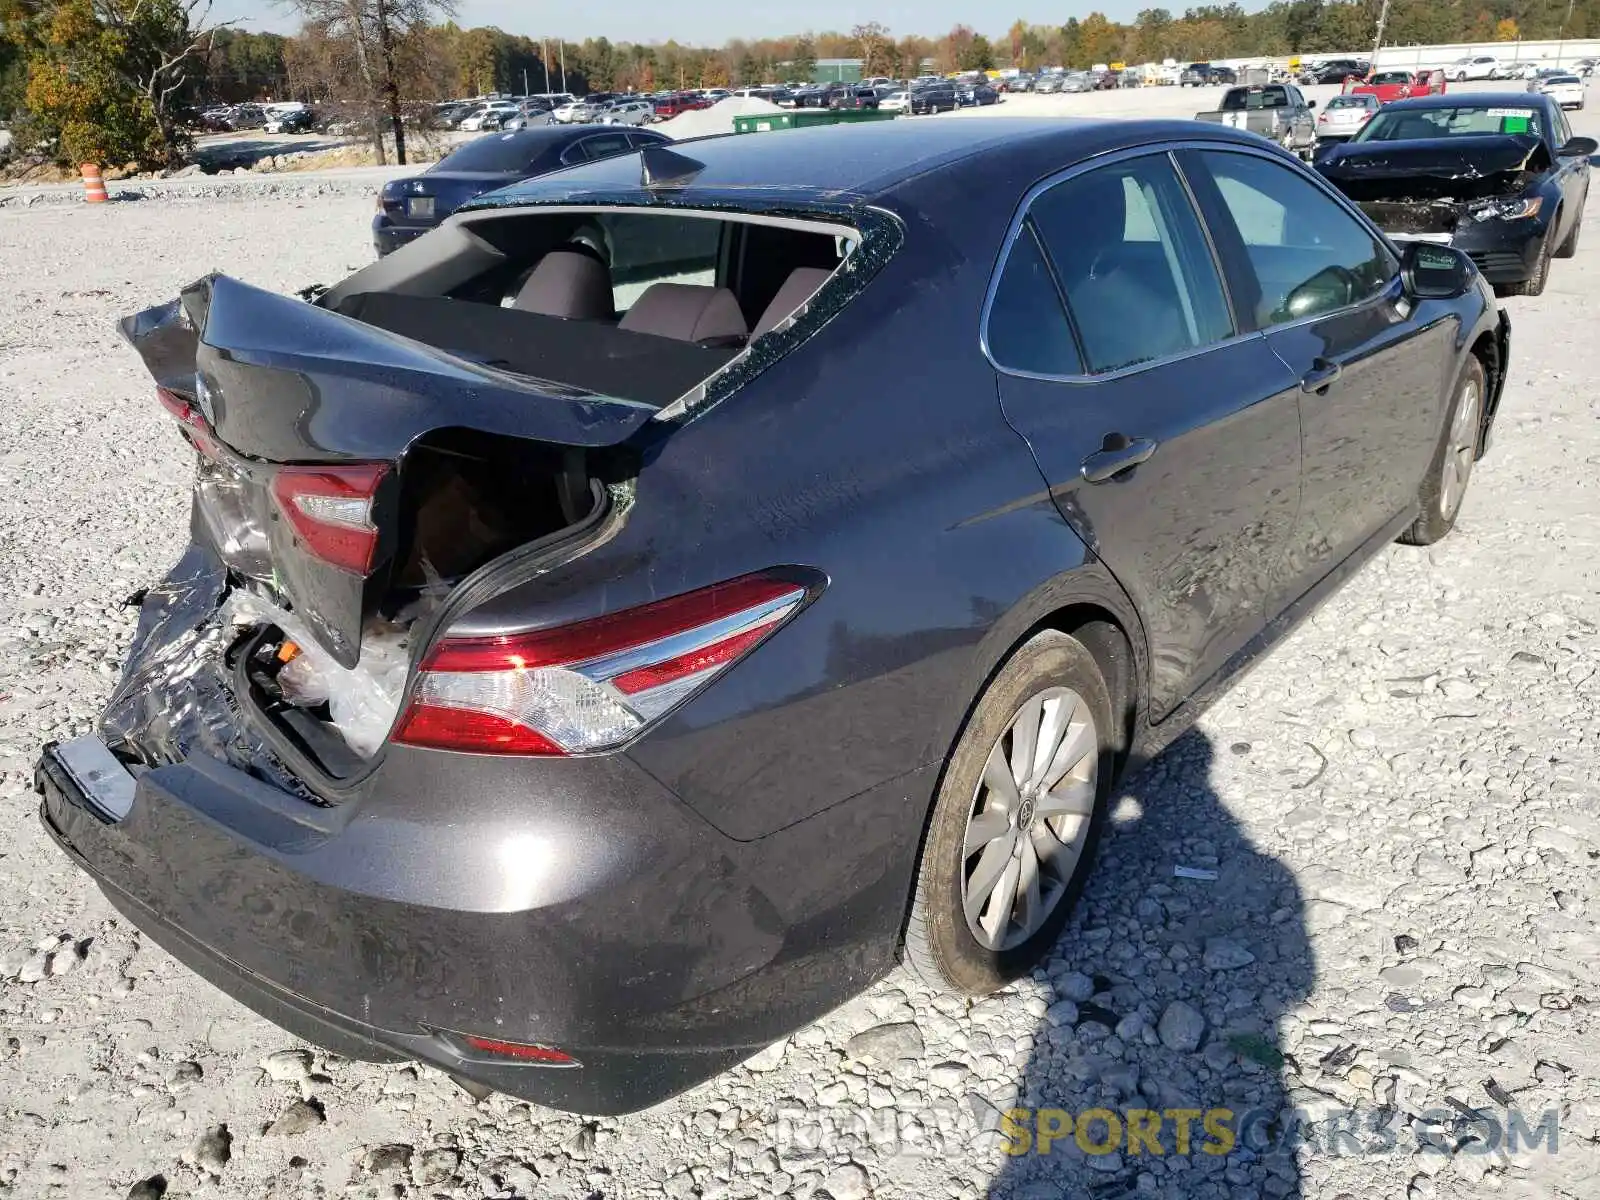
[752,267,834,338]
[617,283,748,343]
[511,248,614,319]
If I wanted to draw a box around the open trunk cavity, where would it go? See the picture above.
[118,202,864,783]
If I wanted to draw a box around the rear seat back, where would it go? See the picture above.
[511,249,614,320]
[752,267,834,338]
[617,283,748,344]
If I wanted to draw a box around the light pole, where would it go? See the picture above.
[1371,0,1391,69]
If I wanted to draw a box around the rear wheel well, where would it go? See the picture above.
[1034,605,1138,770]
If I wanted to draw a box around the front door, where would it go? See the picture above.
[987,151,1304,720]
[1177,147,1450,589]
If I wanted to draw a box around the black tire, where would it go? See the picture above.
[903,629,1117,995]
[1496,227,1554,297]
[1555,210,1582,259]
[1400,354,1487,546]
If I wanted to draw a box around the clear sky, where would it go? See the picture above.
[210,1,1164,44]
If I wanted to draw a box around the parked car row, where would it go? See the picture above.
[1442,54,1596,82]
[182,102,321,135]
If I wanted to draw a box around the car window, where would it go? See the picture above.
[1356,104,1544,140]
[1027,155,1233,374]
[436,132,547,173]
[1182,149,1397,327]
[986,223,1084,376]
[597,213,723,313]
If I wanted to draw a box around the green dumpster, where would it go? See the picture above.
[733,109,898,135]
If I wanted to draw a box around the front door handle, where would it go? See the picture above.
[1300,357,1343,394]
[1081,436,1158,483]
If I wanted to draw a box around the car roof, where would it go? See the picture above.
[1380,92,1552,111]
[477,118,1275,210]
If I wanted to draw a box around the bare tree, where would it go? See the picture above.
[95,0,235,149]
[278,0,452,164]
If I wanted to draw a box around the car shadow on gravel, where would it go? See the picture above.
[986,730,1311,1200]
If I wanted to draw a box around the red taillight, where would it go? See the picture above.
[393,572,812,756]
[270,463,388,574]
[156,386,219,457]
[458,1034,575,1064]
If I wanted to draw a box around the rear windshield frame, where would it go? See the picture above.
[331,200,903,426]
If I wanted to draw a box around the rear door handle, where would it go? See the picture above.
[1300,357,1343,393]
[1081,436,1158,483]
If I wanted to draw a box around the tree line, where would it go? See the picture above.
[4,0,1600,169]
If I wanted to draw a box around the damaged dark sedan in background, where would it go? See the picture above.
[37,121,1509,1114]
[1316,93,1594,296]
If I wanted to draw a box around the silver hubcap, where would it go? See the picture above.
[1439,378,1481,520]
[961,687,1098,952]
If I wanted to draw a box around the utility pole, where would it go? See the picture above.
[560,41,567,92]
[542,40,550,93]
[1370,0,1391,68]
[522,68,529,96]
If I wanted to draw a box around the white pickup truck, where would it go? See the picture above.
[1196,83,1318,157]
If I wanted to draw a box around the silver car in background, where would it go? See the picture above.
[1314,92,1379,142]
[600,99,655,126]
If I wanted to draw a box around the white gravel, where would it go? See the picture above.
[2,104,1600,1199]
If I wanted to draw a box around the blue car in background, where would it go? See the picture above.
[373,125,671,256]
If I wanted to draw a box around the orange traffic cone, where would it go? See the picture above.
[80,163,108,203]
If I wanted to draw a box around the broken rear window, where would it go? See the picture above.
[325,208,855,408]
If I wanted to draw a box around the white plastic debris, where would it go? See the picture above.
[219,591,410,757]
[1173,865,1220,881]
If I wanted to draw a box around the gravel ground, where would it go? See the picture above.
[1,114,1599,1200]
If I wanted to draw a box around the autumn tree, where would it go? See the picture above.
[2,0,225,167]
[789,33,815,80]
[1495,16,1520,37]
[852,21,892,76]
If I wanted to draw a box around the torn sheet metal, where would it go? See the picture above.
[99,545,313,799]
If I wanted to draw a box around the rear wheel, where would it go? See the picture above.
[1400,355,1486,546]
[903,630,1115,995]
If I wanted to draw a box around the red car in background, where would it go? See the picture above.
[1345,69,1448,103]
[652,92,712,119]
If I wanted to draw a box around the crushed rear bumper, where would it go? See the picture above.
[36,547,934,1112]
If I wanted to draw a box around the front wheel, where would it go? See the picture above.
[1498,226,1555,295]
[1556,210,1582,258]
[1400,355,1486,546]
[902,630,1116,995]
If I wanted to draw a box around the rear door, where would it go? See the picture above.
[1177,146,1450,593]
[989,150,1304,720]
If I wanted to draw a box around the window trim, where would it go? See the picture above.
[979,143,1254,385]
[981,139,1411,383]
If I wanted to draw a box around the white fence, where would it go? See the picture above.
[1216,39,1600,74]
[1370,40,1600,70]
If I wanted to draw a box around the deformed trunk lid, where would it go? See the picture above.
[122,273,656,666]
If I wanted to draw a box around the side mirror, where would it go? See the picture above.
[1399,240,1474,300]
[1306,98,1317,108]
[1558,135,1598,159]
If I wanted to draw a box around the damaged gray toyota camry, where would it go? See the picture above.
[38,119,1510,1114]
